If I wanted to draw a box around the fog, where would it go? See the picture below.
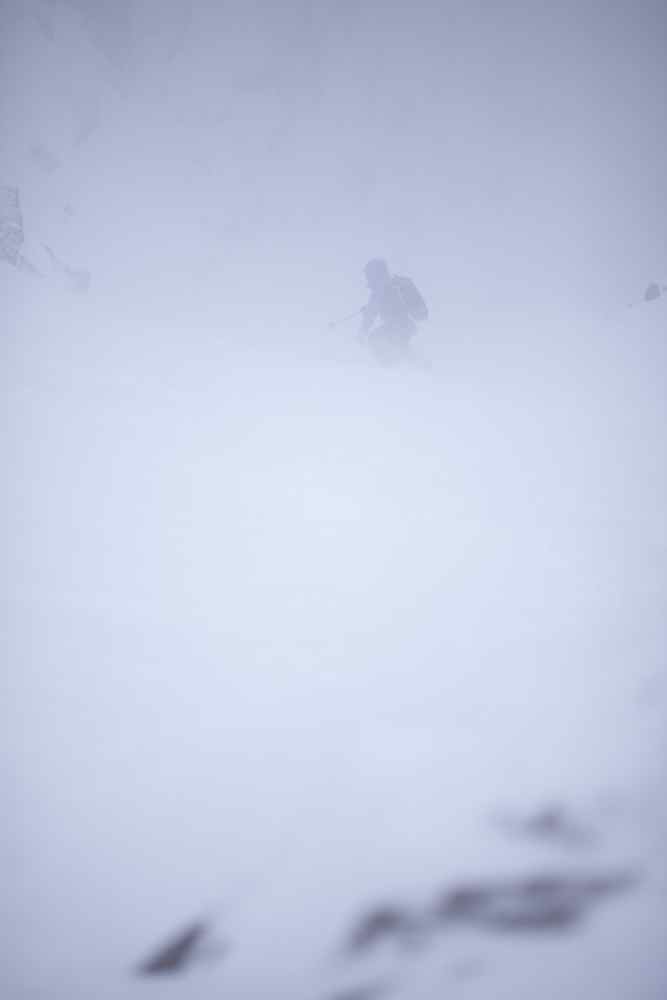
[3,2,667,998]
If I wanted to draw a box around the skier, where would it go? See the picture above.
[359,258,428,363]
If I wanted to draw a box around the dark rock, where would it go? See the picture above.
[434,870,638,935]
[135,920,213,976]
[436,883,498,921]
[327,981,390,1000]
[344,904,421,956]
[0,186,24,267]
[494,803,597,849]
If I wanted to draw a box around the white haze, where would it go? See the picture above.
[3,2,667,998]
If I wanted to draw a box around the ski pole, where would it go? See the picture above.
[327,307,363,330]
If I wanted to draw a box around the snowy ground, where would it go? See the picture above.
[5,273,666,999]
[3,3,667,998]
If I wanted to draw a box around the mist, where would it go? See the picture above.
[3,2,667,998]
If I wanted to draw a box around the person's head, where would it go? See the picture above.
[364,258,390,290]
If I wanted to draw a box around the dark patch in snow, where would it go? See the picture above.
[327,980,392,1000]
[344,904,423,956]
[343,870,638,964]
[0,185,25,267]
[434,870,639,934]
[494,804,597,849]
[625,282,667,309]
[135,919,224,977]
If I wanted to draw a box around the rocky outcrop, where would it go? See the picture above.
[0,185,25,268]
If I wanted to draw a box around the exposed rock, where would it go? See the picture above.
[135,919,220,976]
[327,980,391,1000]
[644,282,661,302]
[0,185,25,267]
[434,870,638,934]
[1,188,89,288]
[342,869,638,967]
[344,904,422,956]
[494,803,597,849]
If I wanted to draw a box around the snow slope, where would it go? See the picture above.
[3,3,667,998]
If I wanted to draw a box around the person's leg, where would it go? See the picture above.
[368,325,400,365]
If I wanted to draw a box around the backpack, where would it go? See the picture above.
[393,274,429,322]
